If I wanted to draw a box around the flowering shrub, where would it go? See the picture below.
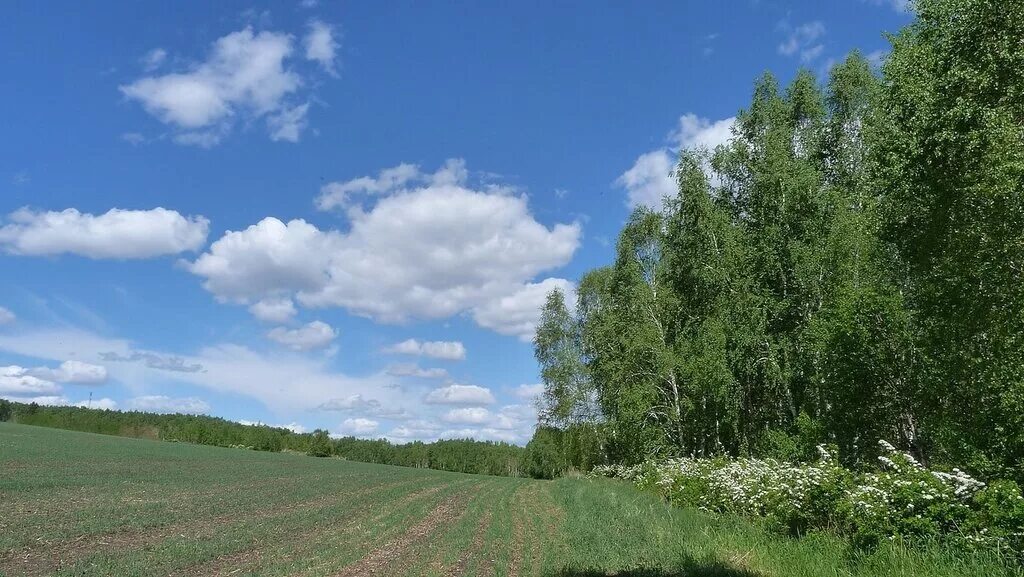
[592,440,1024,557]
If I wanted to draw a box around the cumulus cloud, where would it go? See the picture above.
[188,160,581,328]
[442,406,490,425]
[0,366,61,395]
[248,298,297,323]
[618,114,735,210]
[0,306,14,325]
[0,207,209,259]
[100,351,204,373]
[338,417,378,435]
[266,320,337,350]
[315,160,456,211]
[384,339,466,361]
[27,360,108,384]
[617,150,679,213]
[425,384,495,405]
[513,383,544,400]
[317,393,409,419]
[127,395,210,414]
[778,21,826,62]
[304,20,339,75]
[385,364,448,379]
[121,26,333,145]
[472,277,575,341]
[187,217,335,302]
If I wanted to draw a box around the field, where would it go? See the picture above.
[0,423,1016,577]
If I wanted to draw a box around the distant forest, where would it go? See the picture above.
[0,400,547,478]
[531,0,1024,483]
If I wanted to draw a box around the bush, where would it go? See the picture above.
[306,429,333,457]
[525,427,567,479]
[593,440,1023,557]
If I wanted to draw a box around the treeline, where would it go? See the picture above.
[0,400,539,478]
[533,0,1024,482]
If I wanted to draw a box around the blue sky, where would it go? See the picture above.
[0,0,911,443]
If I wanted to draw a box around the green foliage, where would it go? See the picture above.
[534,1,1024,496]
[0,399,11,422]
[597,442,1024,559]
[525,426,568,479]
[306,429,333,457]
[870,0,1024,480]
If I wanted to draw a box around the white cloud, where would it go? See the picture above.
[617,150,679,211]
[248,298,297,323]
[189,160,581,327]
[778,21,826,63]
[0,393,117,410]
[315,160,465,211]
[127,395,211,414]
[387,419,443,442]
[338,417,379,435]
[618,114,735,210]
[0,306,14,325]
[384,339,466,361]
[121,26,328,145]
[82,397,118,410]
[385,364,448,379]
[28,360,108,384]
[513,383,544,400]
[304,20,339,75]
[140,48,167,71]
[0,207,209,259]
[425,384,495,405]
[442,406,490,425]
[267,102,310,143]
[238,419,307,434]
[0,327,398,413]
[266,320,337,351]
[188,217,336,303]
[472,277,575,341]
[863,0,911,12]
[671,114,735,152]
[319,394,378,411]
[100,351,204,373]
[0,366,60,395]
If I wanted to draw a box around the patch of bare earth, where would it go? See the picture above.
[0,480,416,577]
[507,485,531,577]
[330,487,478,577]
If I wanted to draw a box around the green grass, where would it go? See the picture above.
[0,423,1018,577]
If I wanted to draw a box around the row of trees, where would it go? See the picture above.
[1,401,546,478]
[533,0,1024,481]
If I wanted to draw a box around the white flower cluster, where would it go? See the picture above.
[591,440,1022,553]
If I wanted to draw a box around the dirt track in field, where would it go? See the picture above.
[330,486,478,577]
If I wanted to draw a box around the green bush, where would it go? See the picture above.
[595,440,1023,558]
[306,429,333,457]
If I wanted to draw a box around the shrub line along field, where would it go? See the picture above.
[1,423,1018,577]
